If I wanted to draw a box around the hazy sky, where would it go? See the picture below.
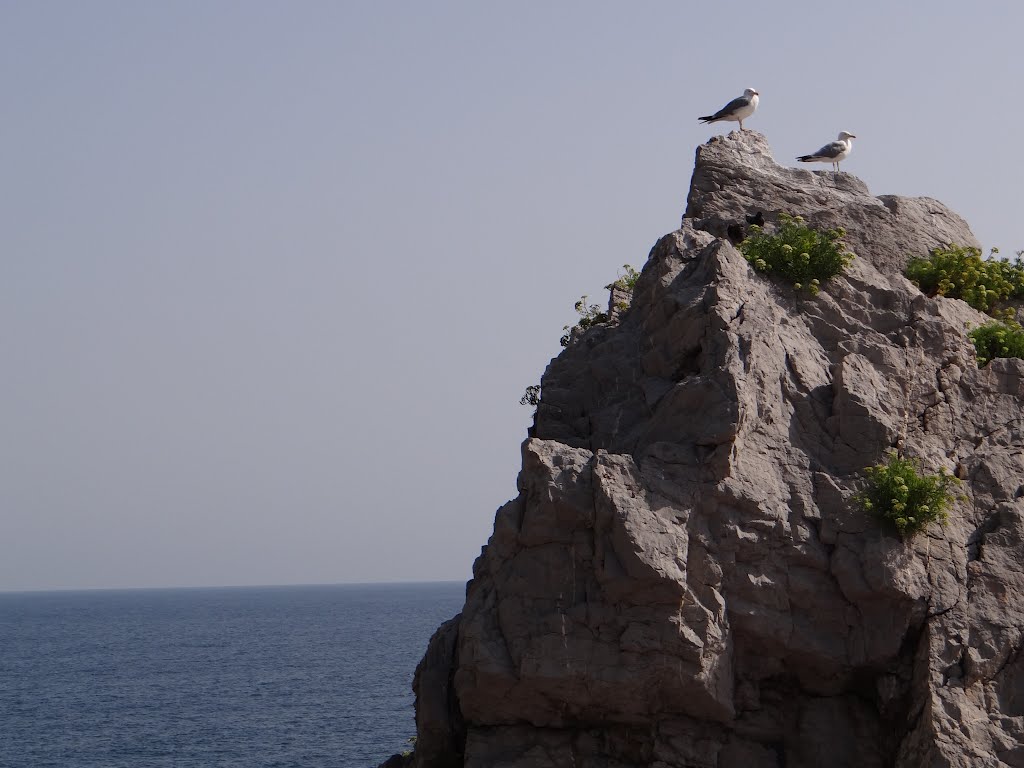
[3,2,1022,591]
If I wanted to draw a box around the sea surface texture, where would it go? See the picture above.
[0,582,464,768]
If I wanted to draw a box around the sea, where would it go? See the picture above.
[0,581,466,768]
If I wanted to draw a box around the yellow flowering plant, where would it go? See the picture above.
[854,453,961,537]
[739,213,854,296]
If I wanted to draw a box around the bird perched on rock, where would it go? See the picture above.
[797,131,857,172]
[699,88,759,132]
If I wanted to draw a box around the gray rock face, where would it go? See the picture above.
[412,616,465,768]
[685,131,979,276]
[390,131,1024,767]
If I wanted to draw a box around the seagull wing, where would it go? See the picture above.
[807,140,847,160]
[708,94,751,120]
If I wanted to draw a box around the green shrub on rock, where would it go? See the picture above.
[560,296,609,347]
[855,453,961,537]
[905,245,1024,313]
[906,245,1024,366]
[739,213,854,296]
[969,319,1024,367]
[559,264,641,348]
[606,264,640,293]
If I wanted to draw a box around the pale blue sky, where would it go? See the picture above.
[2,2,1021,590]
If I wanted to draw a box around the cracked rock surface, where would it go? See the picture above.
[390,131,1024,768]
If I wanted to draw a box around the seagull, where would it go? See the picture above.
[699,88,759,132]
[797,131,857,172]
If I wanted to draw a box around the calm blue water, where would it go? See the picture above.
[0,582,465,768]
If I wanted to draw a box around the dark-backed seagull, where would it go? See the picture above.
[699,88,759,132]
[797,131,856,172]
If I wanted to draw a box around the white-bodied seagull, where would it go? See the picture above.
[699,88,759,132]
[797,131,857,172]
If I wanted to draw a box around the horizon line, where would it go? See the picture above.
[0,577,468,596]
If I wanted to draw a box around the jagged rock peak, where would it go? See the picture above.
[685,130,979,275]
[381,132,1024,768]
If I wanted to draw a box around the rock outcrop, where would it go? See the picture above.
[384,131,1024,767]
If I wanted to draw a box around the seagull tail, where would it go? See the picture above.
[796,155,815,162]
[698,116,716,124]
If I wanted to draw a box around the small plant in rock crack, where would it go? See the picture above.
[559,266,641,348]
[969,319,1024,367]
[905,244,1024,313]
[605,264,640,293]
[854,453,962,537]
[738,213,854,296]
[560,295,609,347]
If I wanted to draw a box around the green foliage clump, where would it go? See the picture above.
[606,264,640,293]
[969,319,1024,367]
[905,245,1024,313]
[739,213,855,296]
[906,245,1024,366]
[560,295,608,347]
[854,453,961,537]
[559,265,641,348]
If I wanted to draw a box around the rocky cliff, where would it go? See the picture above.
[383,131,1024,767]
